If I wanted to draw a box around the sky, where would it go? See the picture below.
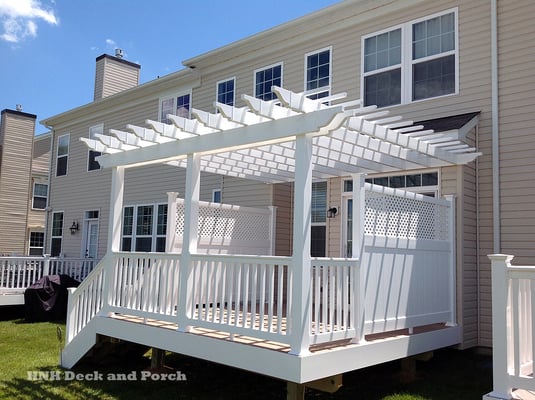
[0,0,342,135]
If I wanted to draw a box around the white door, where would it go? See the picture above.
[85,220,99,258]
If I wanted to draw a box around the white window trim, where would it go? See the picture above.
[56,134,70,177]
[31,181,48,210]
[212,189,222,203]
[303,46,332,98]
[51,211,64,256]
[360,7,459,107]
[158,89,192,122]
[215,77,236,108]
[28,231,45,256]
[253,62,284,100]
[87,123,104,172]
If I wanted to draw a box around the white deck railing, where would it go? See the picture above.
[64,185,455,357]
[0,256,96,292]
[484,255,535,400]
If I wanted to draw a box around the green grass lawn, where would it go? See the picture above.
[0,306,493,399]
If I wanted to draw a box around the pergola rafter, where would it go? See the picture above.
[80,86,481,182]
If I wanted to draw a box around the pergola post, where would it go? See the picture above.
[177,153,201,332]
[101,165,124,316]
[107,166,125,253]
[289,134,313,356]
[351,173,366,344]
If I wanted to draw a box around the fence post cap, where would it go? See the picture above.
[487,254,514,262]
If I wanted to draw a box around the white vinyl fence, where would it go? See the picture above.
[0,256,96,296]
[484,255,535,400]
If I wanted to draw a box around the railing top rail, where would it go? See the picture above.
[189,253,292,264]
[365,183,451,206]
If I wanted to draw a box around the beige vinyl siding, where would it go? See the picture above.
[327,177,342,258]
[272,182,292,256]
[473,0,535,347]
[0,111,36,255]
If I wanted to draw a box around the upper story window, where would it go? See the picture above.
[217,78,235,106]
[255,63,282,101]
[88,124,103,171]
[32,182,48,209]
[362,9,457,107]
[305,48,331,100]
[56,134,69,176]
[160,92,191,124]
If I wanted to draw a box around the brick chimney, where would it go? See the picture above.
[93,49,141,100]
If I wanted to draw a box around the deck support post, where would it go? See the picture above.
[289,134,313,356]
[150,348,166,369]
[286,382,305,400]
[177,153,201,333]
[484,254,515,400]
[351,173,366,344]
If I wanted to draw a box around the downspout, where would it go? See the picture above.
[43,124,54,255]
[491,0,500,253]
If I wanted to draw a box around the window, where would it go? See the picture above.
[88,124,103,171]
[305,48,331,100]
[255,63,282,101]
[160,92,191,124]
[56,134,69,176]
[156,204,167,252]
[217,78,235,106]
[32,182,48,209]
[344,171,439,196]
[121,204,167,252]
[212,189,222,203]
[311,181,327,257]
[122,206,134,251]
[29,232,44,256]
[136,205,153,252]
[51,212,63,256]
[362,9,457,107]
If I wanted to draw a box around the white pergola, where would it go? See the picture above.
[81,87,480,354]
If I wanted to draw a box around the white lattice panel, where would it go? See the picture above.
[175,201,271,242]
[364,189,450,241]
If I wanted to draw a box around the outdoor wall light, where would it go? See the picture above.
[328,207,338,219]
[70,221,79,234]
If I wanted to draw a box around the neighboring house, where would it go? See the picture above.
[40,0,534,394]
[0,108,50,256]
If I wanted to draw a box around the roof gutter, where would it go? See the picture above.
[491,0,500,253]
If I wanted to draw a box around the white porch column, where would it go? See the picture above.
[166,192,179,253]
[351,173,366,344]
[101,166,124,316]
[289,134,313,356]
[177,153,200,332]
[485,254,515,400]
[107,166,125,253]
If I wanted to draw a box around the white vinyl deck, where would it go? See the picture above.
[64,87,479,384]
